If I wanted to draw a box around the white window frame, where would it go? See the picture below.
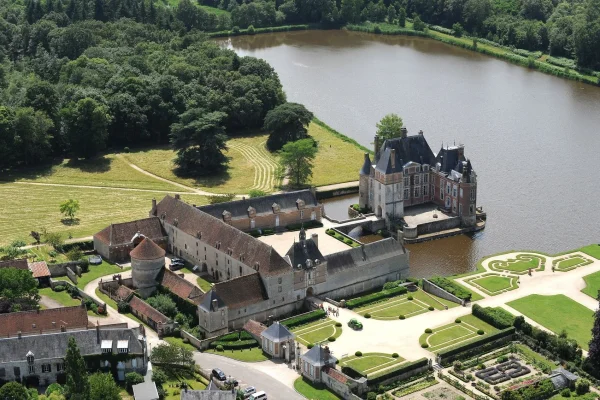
[423,174,428,183]
[414,175,420,185]
[403,177,409,186]
[414,187,420,197]
[28,365,35,374]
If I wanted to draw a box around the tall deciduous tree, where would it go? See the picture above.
[13,107,54,165]
[587,293,600,371]
[89,373,120,400]
[376,113,404,140]
[264,102,313,151]
[151,343,194,373]
[64,337,90,400]
[0,268,40,312]
[61,98,111,159]
[278,138,317,187]
[170,110,228,176]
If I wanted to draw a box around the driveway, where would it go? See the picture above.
[194,352,303,400]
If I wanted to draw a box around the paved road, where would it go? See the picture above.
[194,353,303,400]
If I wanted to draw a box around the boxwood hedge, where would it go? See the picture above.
[281,309,326,329]
[438,327,515,365]
[472,304,515,329]
[346,286,408,309]
[368,358,429,385]
[429,277,472,301]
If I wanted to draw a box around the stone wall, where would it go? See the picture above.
[66,267,78,284]
[370,363,431,387]
[416,216,461,235]
[48,261,84,277]
[50,280,106,310]
[422,279,465,306]
[180,330,211,350]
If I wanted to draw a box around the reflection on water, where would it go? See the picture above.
[322,194,357,221]
[222,30,600,277]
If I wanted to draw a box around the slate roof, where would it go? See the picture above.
[159,269,203,305]
[180,389,236,400]
[129,296,170,324]
[360,153,371,175]
[375,134,436,173]
[154,196,291,277]
[243,320,267,340]
[130,238,166,261]
[197,189,318,220]
[286,236,325,270]
[301,344,337,367]
[0,305,89,337]
[325,238,406,275]
[261,322,294,342]
[29,261,50,278]
[553,367,578,381]
[132,379,159,400]
[0,259,29,270]
[204,274,267,310]
[0,327,145,363]
[199,291,226,312]
[95,217,166,246]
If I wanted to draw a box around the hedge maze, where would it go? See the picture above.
[475,361,531,385]
[488,253,546,274]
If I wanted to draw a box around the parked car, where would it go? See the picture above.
[212,368,226,381]
[243,387,257,398]
[171,257,183,264]
[169,263,184,271]
[88,255,102,265]
[348,318,363,330]
[249,391,267,400]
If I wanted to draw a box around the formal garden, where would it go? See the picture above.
[487,253,546,274]
[290,318,342,347]
[340,352,405,378]
[464,273,519,296]
[419,315,499,353]
[552,255,593,272]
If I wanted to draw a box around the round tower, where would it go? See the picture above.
[130,237,165,298]
[358,153,372,210]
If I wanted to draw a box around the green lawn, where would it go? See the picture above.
[488,254,544,274]
[514,343,554,373]
[27,245,69,263]
[164,336,197,352]
[40,287,82,307]
[507,294,593,350]
[205,347,270,362]
[582,270,600,299]
[340,353,405,376]
[291,319,341,346]
[554,256,590,271]
[419,314,498,352]
[580,244,600,259]
[199,5,230,15]
[465,274,518,295]
[196,276,213,292]
[159,368,206,400]
[294,377,341,400]
[75,261,129,289]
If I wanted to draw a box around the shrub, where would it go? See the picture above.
[364,313,371,318]
[210,339,257,350]
[383,280,402,290]
[373,25,382,34]
[477,364,485,370]
[117,300,130,313]
[466,374,473,381]
[216,345,224,352]
[125,372,144,389]
[80,259,89,273]
[231,26,240,34]
[421,343,429,348]
[328,337,336,342]
[247,25,255,34]
[335,322,342,327]
[45,383,64,396]
[307,343,314,349]
[497,355,508,363]
[576,379,590,395]
[248,189,267,198]
[346,286,407,309]
[355,351,363,357]
[454,361,463,371]
[455,318,461,323]
[392,353,399,358]
[344,238,353,245]
[54,285,66,292]
[326,229,335,236]
[429,277,472,301]
[367,392,377,400]
[472,304,515,329]
[561,388,571,397]
[399,315,405,320]
[66,247,83,261]
[425,328,432,333]
[407,296,413,300]
[478,329,484,335]
[281,310,325,328]
[452,22,464,37]
[428,306,434,311]
[368,358,428,385]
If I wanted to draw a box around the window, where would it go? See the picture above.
[404,188,409,199]
[414,187,420,197]
[423,174,429,183]
[460,188,464,197]
[0,368,5,377]
[404,168,409,175]
[28,365,35,374]
[403,177,409,186]
[441,191,444,200]
[459,204,462,215]
[184,243,187,250]
[239,266,242,275]
[423,185,428,196]
[470,204,475,214]
[118,347,128,354]
[278,286,282,293]
[42,364,51,373]
[278,277,282,284]
[27,354,34,364]
[415,166,420,173]
[414,175,420,185]
[453,186,457,197]
[56,363,64,372]
[470,188,476,201]
[216,260,218,266]
[423,165,429,172]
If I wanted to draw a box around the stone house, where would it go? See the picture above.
[0,325,147,386]
[196,189,322,232]
[93,217,168,262]
[129,296,176,337]
[359,128,478,226]
[260,321,295,361]
[0,305,89,338]
[300,344,337,383]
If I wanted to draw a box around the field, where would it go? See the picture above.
[354,289,458,320]
[582,270,600,299]
[294,377,341,400]
[340,352,405,377]
[291,318,342,346]
[464,274,519,296]
[419,314,498,353]
[580,244,600,260]
[507,294,593,350]
[488,253,545,274]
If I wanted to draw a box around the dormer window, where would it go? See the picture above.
[296,199,305,210]
[101,340,113,354]
[222,211,232,223]
[26,352,34,365]
[272,203,280,213]
[117,340,129,354]
[247,207,256,218]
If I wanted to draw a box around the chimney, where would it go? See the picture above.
[151,198,157,216]
[212,299,218,311]
[60,325,66,332]
[174,194,180,200]
[311,233,318,248]
[374,135,380,157]
[18,331,21,339]
[391,149,396,169]
[418,129,423,136]
[401,127,408,138]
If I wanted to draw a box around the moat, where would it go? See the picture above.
[218,30,600,278]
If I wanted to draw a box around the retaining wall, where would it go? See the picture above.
[422,279,465,306]
[181,330,219,351]
[66,267,78,284]
[370,363,431,387]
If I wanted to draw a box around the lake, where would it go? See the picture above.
[218,30,600,277]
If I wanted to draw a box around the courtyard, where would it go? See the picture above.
[290,318,342,346]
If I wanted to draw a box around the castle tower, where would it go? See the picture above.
[359,153,371,210]
[130,237,166,298]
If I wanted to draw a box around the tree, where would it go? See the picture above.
[0,382,29,400]
[61,98,111,159]
[89,373,120,400]
[413,15,426,31]
[46,383,65,397]
[376,114,404,140]
[264,102,313,151]
[66,247,83,261]
[397,7,406,27]
[170,110,228,176]
[452,22,464,36]
[278,139,317,187]
[387,5,396,22]
[146,294,178,318]
[64,337,90,400]
[124,372,144,392]
[0,268,40,312]
[60,199,80,221]
[151,369,168,386]
[151,343,194,373]
[587,293,600,371]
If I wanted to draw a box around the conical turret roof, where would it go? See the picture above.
[130,237,165,260]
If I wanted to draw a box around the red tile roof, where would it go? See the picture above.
[129,296,170,324]
[243,319,267,340]
[29,261,50,278]
[154,196,291,277]
[324,367,348,384]
[160,269,203,304]
[0,305,89,337]
[94,217,166,246]
[130,238,165,260]
[210,273,267,309]
[0,259,29,270]
[116,286,135,301]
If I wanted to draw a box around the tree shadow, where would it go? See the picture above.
[0,161,59,183]
[61,218,80,226]
[64,156,111,173]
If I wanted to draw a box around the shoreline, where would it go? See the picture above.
[211,23,600,88]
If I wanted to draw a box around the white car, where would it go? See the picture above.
[243,387,256,398]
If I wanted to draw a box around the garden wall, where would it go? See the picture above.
[180,330,218,351]
[368,359,431,387]
[422,279,465,306]
[66,267,78,284]
[50,280,106,311]
[48,261,84,277]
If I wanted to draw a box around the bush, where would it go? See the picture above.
[561,388,571,397]
[281,310,326,328]
[428,306,434,311]
[151,369,168,386]
[210,339,257,350]
[346,286,408,309]
[383,280,403,290]
[421,343,429,348]
[66,247,83,261]
[392,353,399,358]
[576,379,590,395]
[45,383,64,396]
[368,358,428,385]
[364,313,371,318]
[117,300,130,313]
[344,238,353,245]
[307,343,314,349]
[429,277,472,301]
[399,315,405,320]
[373,25,382,34]
[247,25,255,34]
[407,296,413,300]
[455,318,461,323]
[367,392,377,400]
[326,229,335,236]
[54,285,66,292]
[125,372,144,389]
[478,329,484,335]
[425,328,432,333]
[472,304,515,329]
[328,336,336,342]
[231,26,240,34]
[454,361,462,371]
[355,351,363,357]
[216,345,224,352]
[452,22,464,37]
[335,322,342,327]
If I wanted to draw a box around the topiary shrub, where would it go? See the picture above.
[123,147,130,153]
[428,306,434,311]
[425,328,432,333]
[216,344,224,352]
[478,329,485,335]
[344,238,353,245]
[328,337,336,342]
[407,296,413,300]
[364,313,371,319]
[392,353,399,358]
[335,322,342,327]
[307,343,314,349]
[355,351,363,357]
[455,318,462,323]
[399,315,405,320]
[421,343,429,348]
